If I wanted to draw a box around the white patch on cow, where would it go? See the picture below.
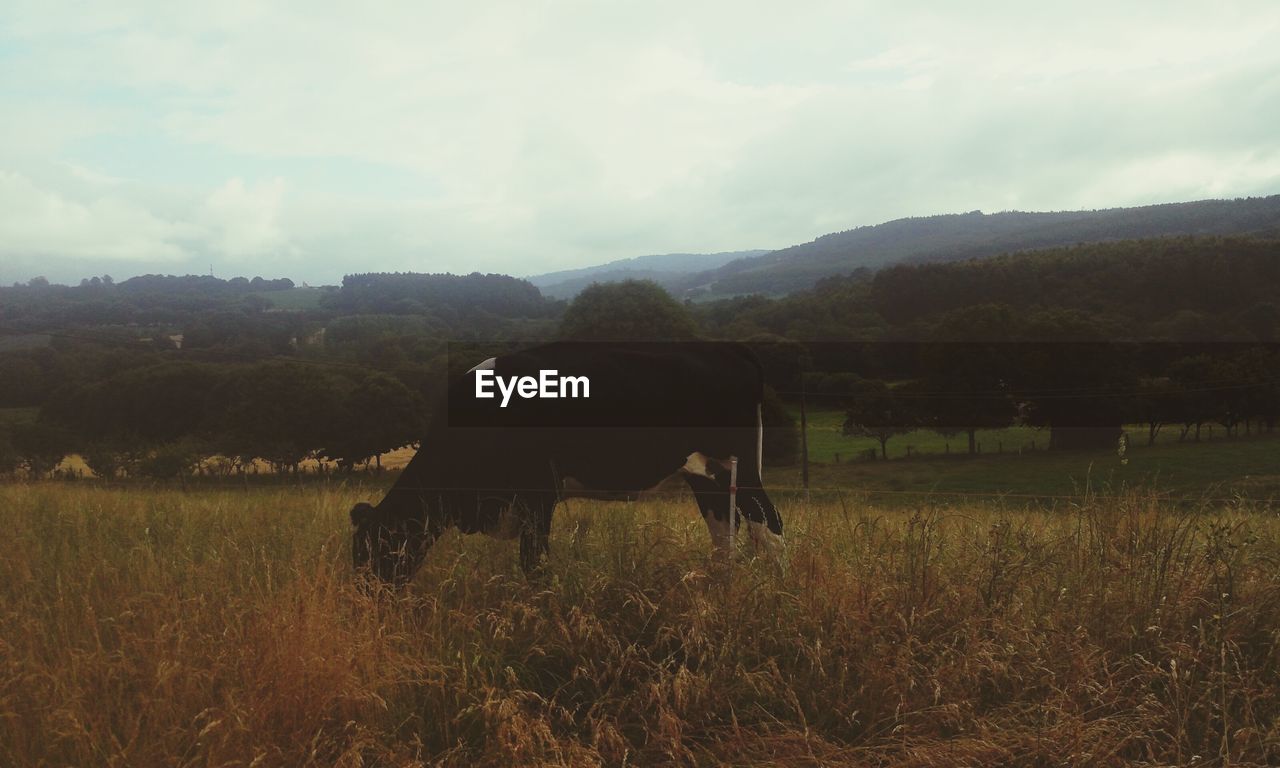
[679,452,716,479]
[467,357,497,373]
[747,519,786,561]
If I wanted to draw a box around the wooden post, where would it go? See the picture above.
[728,456,738,557]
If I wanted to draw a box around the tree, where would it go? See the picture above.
[208,363,343,472]
[1128,378,1179,446]
[559,280,697,341]
[41,362,223,447]
[1243,347,1280,432]
[842,378,920,459]
[12,422,72,478]
[320,373,425,470]
[1014,312,1131,451]
[1165,355,1219,442]
[136,440,204,480]
[81,441,130,481]
[0,430,18,476]
[916,337,1017,455]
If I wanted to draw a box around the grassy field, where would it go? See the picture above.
[778,407,1280,503]
[3,483,1280,765]
[792,406,1241,463]
[770,433,1280,502]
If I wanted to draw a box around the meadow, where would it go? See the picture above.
[794,406,1257,463]
[3,481,1280,766]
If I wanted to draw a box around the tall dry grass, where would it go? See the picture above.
[1,483,1279,766]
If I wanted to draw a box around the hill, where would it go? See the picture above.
[525,250,768,299]
[684,194,1280,298]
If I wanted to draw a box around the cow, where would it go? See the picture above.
[350,341,783,587]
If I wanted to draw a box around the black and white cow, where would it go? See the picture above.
[350,341,783,586]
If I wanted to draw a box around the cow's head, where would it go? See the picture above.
[350,502,436,589]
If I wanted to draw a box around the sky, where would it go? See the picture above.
[2,1,1280,287]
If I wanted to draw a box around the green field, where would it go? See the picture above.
[2,484,1279,765]
[780,406,1280,502]
[792,405,1231,463]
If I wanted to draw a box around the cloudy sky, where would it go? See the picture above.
[3,1,1279,286]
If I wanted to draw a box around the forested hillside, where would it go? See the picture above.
[696,236,1280,341]
[526,250,768,299]
[687,195,1280,297]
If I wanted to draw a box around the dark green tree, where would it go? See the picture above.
[207,363,343,473]
[559,280,697,341]
[12,422,73,478]
[1166,355,1220,442]
[320,373,425,470]
[842,378,921,459]
[136,440,204,480]
[0,430,18,476]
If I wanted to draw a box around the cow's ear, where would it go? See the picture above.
[350,502,375,526]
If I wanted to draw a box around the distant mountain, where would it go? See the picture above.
[683,195,1280,298]
[526,250,769,299]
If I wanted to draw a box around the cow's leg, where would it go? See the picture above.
[518,493,556,573]
[684,473,735,559]
[733,461,786,561]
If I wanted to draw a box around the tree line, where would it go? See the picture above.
[822,343,1280,458]
[0,361,425,480]
[3,236,1280,479]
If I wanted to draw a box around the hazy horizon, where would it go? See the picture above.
[4,1,1280,286]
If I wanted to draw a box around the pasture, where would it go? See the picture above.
[3,483,1280,766]
[793,405,1257,463]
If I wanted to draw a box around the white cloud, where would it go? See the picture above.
[201,177,291,260]
[0,170,190,261]
[1,1,1279,284]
